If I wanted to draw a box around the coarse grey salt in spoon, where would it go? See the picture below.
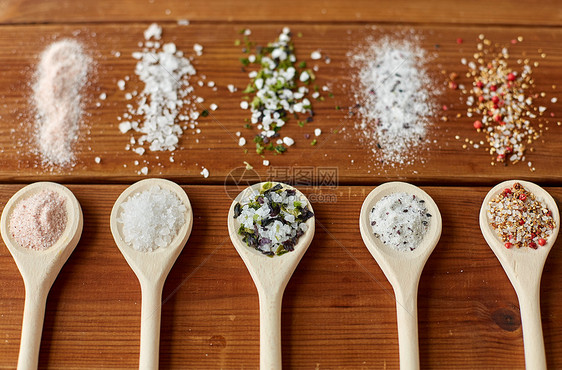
[480,180,559,370]
[0,182,83,370]
[359,182,442,370]
[110,178,193,370]
[227,182,315,370]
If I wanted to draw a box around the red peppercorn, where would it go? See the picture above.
[449,81,458,90]
[507,73,516,81]
[473,120,483,129]
[538,238,546,246]
[519,194,527,201]
[456,38,463,44]
[505,147,513,154]
[442,105,448,111]
[499,121,506,126]
[519,219,525,225]
[504,242,513,249]
[478,95,485,102]
[476,81,484,89]
[504,188,512,194]
[529,242,538,250]
[496,154,505,161]
[490,85,497,92]
[492,96,499,104]
[494,115,502,122]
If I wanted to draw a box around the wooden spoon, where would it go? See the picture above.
[359,182,442,370]
[480,180,560,370]
[110,178,193,370]
[227,182,315,370]
[0,182,83,370]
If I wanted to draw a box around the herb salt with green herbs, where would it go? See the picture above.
[238,27,322,156]
[233,182,314,257]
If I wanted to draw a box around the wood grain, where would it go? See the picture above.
[0,0,561,26]
[0,24,560,185]
[0,185,561,369]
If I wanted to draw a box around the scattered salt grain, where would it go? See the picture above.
[177,19,190,26]
[240,101,249,110]
[144,23,162,40]
[210,103,218,111]
[117,185,186,252]
[99,93,107,100]
[369,192,431,252]
[117,80,126,90]
[227,84,237,93]
[283,137,295,146]
[314,128,322,137]
[238,137,246,146]
[33,39,91,166]
[193,43,203,56]
[94,156,101,164]
[140,166,148,175]
[200,167,209,178]
[310,51,322,60]
[9,190,67,251]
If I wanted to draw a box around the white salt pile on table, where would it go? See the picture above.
[9,190,67,251]
[350,35,438,167]
[117,185,186,252]
[33,39,91,166]
[118,23,201,154]
[369,192,431,252]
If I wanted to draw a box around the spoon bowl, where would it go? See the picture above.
[0,182,83,370]
[359,182,442,370]
[227,182,315,370]
[480,180,560,370]
[110,178,193,370]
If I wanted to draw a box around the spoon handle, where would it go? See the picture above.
[18,284,49,370]
[258,289,283,370]
[518,285,546,370]
[139,281,163,370]
[395,285,420,370]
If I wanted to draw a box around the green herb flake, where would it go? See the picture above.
[234,39,241,46]
[201,109,209,117]
[310,139,317,146]
[298,61,307,69]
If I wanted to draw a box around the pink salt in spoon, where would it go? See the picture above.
[0,182,83,370]
[480,180,560,370]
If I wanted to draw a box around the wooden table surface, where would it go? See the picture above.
[0,1,561,369]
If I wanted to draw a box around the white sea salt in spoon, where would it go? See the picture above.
[227,182,315,370]
[360,182,442,370]
[0,182,83,370]
[480,180,560,370]
[110,178,193,370]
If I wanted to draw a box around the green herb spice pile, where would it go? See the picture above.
[237,27,327,159]
[233,182,314,257]
[488,182,556,249]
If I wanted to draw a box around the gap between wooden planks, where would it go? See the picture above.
[0,184,560,368]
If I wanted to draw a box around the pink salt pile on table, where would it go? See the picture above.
[9,190,67,250]
[33,39,91,166]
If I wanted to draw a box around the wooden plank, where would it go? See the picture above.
[0,23,560,185]
[1,0,561,26]
[0,184,561,368]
